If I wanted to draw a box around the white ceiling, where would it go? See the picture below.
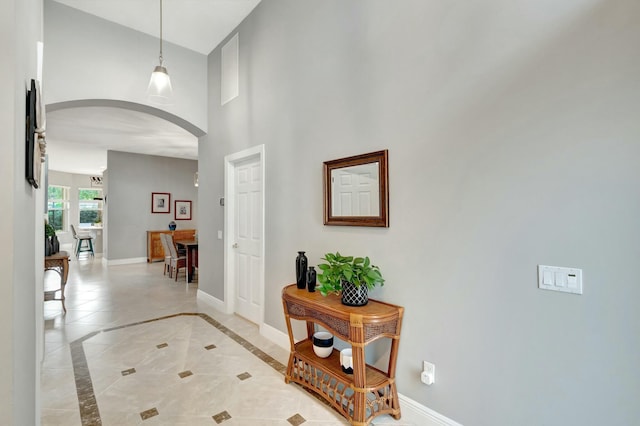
[46,107,198,175]
[47,0,261,176]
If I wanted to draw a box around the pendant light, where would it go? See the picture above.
[147,0,173,103]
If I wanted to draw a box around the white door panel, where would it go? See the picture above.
[233,156,263,323]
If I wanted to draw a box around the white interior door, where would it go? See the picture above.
[231,155,263,323]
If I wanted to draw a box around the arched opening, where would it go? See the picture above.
[44,99,205,175]
[47,99,206,138]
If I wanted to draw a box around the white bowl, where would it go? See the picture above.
[313,344,333,358]
[312,331,333,358]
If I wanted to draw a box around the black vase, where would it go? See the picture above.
[51,235,60,254]
[295,251,308,289]
[341,281,369,306]
[306,266,317,292]
[45,237,53,256]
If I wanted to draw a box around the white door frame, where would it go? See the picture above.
[223,144,265,324]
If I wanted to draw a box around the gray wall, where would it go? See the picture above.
[43,0,208,132]
[1,0,43,423]
[198,1,640,425]
[106,151,197,261]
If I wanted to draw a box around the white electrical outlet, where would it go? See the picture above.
[421,361,435,385]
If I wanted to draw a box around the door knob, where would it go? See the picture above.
[232,243,239,248]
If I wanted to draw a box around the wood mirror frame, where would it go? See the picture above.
[323,150,389,227]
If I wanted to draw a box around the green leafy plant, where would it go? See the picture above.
[317,252,385,296]
[45,222,56,238]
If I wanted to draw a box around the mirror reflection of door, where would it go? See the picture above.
[331,162,380,216]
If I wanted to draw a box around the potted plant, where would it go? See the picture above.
[317,252,385,306]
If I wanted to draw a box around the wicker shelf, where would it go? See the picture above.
[282,284,404,425]
[294,339,390,387]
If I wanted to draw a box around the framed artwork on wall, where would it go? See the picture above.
[175,200,192,220]
[152,192,171,213]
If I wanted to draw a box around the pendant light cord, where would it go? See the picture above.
[159,0,164,65]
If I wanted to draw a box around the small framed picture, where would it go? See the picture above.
[175,200,192,220]
[152,192,171,213]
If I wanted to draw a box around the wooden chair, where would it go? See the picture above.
[165,234,186,281]
[158,233,172,276]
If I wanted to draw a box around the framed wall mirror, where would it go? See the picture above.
[323,150,389,227]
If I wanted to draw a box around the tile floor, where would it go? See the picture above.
[41,254,408,425]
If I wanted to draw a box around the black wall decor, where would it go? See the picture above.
[25,79,39,188]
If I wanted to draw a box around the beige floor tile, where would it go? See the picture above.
[41,408,82,426]
[41,368,80,410]
[41,261,354,426]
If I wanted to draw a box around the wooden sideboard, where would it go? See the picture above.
[146,229,196,262]
[282,283,404,425]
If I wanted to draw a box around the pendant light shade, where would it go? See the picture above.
[148,65,172,102]
[148,0,173,103]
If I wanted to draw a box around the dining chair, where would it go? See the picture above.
[165,234,187,281]
[70,224,94,258]
[159,233,172,277]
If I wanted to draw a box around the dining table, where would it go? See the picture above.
[175,240,198,283]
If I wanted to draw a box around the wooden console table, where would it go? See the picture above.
[44,251,70,312]
[282,284,404,425]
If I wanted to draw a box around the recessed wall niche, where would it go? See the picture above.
[221,33,239,105]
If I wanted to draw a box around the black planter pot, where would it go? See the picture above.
[341,281,369,306]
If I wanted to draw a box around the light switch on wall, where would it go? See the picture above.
[538,265,583,295]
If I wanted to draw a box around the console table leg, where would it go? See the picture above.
[391,382,401,419]
[61,285,66,312]
[349,313,368,424]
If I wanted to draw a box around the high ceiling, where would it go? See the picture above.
[53,0,261,55]
[48,0,261,175]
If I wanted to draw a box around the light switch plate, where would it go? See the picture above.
[538,265,583,295]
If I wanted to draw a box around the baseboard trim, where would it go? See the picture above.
[196,289,226,312]
[106,257,147,266]
[260,322,290,351]
[397,393,463,426]
[257,323,462,426]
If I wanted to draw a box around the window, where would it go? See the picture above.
[47,185,69,231]
[78,188,103,228]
